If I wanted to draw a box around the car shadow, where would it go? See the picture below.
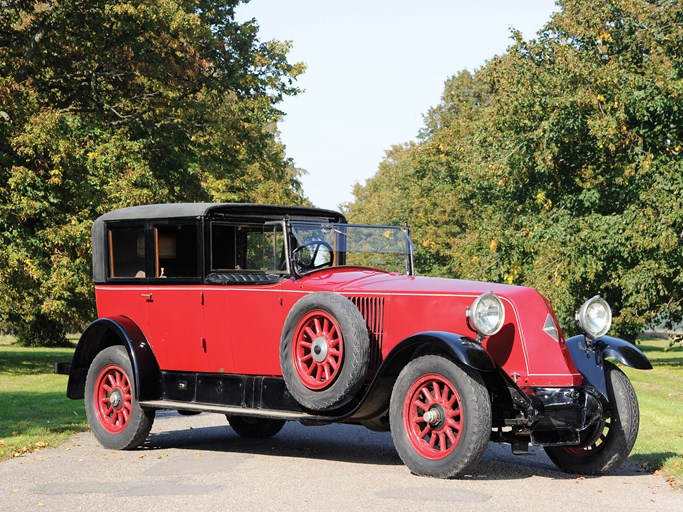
[140,412,645,481]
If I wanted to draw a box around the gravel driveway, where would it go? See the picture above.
[1,411,680,512]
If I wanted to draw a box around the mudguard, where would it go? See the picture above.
[565,334,651,400]
[379,331,496,374]
[67,316,161,401]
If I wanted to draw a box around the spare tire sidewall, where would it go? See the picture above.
[280,292,370,411]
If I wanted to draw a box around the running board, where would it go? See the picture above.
[139,399,335,424]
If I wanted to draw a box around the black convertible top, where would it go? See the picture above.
[92,203,345,282]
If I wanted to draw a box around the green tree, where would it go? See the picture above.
[348,0,683,341]
[0,1,306,345]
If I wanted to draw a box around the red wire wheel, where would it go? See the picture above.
[403,373,464,460]
[292,310,344,390]
[93,364,133,434]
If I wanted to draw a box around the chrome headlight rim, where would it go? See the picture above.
[575,295,612,339]
[467,292,506,338]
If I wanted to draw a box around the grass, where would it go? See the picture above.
[625,337,683,489]
[0,335,681,488]
[0,335,88,460]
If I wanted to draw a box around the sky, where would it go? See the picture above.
[236,0,559,211]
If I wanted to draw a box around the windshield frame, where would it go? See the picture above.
[285,220,414,277]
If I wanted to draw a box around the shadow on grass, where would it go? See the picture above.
[0,347,75,376]
[632,452,682,472]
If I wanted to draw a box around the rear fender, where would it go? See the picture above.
[565,334,651,400]
[67,316,161,401]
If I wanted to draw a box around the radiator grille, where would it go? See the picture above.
[349,296,385,370]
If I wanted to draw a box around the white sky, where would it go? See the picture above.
[236,0,559,210]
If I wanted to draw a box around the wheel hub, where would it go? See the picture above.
[311,337,329,363]
[109,390,123,409]
[422,408,442,426]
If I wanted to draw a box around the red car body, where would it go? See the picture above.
[61,203,651,478]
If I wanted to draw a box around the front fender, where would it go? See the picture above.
[565,334,651,400]
[380,331,496,374]
[67,316,161,401]
[345,331,495,422]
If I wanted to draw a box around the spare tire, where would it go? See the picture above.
[280,292,370,411]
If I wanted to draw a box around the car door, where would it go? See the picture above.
[145,221,207,372]
[202,221,288,376]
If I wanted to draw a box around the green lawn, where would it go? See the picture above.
[0,336,87,460]
[625,337,683,488]
[0,335,681,488]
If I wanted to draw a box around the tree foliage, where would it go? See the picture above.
[0,1,306,345]
[348,0,683,340]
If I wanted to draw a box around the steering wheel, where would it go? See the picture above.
[292,240,334,273]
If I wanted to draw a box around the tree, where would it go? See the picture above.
[0,1,306,345]
[348,0,683,340]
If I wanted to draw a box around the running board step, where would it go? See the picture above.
[139,399,335,424]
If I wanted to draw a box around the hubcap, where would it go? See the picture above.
[311,337,329,363]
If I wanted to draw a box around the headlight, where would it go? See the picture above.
[575,296,612,339]
[467,292,505,337]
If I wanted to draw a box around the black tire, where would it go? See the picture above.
[84,346,155,450]
[177,409,202,416]
[280,292,370,411]
[227,416,286,438]
[390,355,491,478]
[544,362,639,475]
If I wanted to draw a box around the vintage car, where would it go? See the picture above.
[59,203,652,478]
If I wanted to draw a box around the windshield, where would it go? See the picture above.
[289,222,414,275]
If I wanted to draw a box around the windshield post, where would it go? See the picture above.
[403,221,414,276]
[265,218,291,275]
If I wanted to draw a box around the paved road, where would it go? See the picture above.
[1,411,680,512]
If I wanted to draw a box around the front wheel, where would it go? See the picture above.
[84,346,155,450]
[544,362,639,474]
[389,355,492,478]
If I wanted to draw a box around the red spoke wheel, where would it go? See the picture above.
[280,292,370,411]
[390,355,491,478]
[85,346,155,450]
[292,310,344,390]
[94,364,133,433]
[544,362,639,475]
[404,374,464,460]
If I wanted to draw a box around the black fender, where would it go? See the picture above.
[347,331,495,422]
[565,334,651,400]
[379,331,496,374]
[67,316,161,401]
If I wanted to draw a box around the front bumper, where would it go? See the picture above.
[526,386,605,446]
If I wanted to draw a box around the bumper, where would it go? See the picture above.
[527,386,605,446]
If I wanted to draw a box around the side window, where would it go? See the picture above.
[210,223,285,272]
[152,224,199,278]
[108,226,146,278]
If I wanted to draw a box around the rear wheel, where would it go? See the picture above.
[227,416,286,438]
[544,362,639,474]
[389,355,491,478]
[84,346,155,449]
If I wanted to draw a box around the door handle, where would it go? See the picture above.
[141,293,153,301]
